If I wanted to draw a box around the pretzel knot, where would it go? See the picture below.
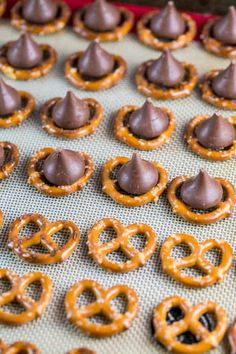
[161,234,233,288]
[153,296,228,354]
[0,269,52,325]
[8,213,80,264]
[0,340,40,353]
[65,279,138,337]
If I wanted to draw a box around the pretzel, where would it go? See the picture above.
[137,11,196,51]
[68,349,95,354]
[0,43,57,80]
[161,233,233,288]
[65,279,138,337]
[114,105,176,150]
[40,97,104,139]
[135,60,198,100]
[0,341,40,354]
[101,156,168,207]
[87,218,157,272]
[167,175,236,224]
[8,213,80,264]
[11,0,71,35]
[153,295,228,353]
[185,115,236,161]
[0,142,19,180]
[0,269,52,325]
[73,7,134,42]
[64,52,126,91]
[0,0,6,17]
[27,147,94,197]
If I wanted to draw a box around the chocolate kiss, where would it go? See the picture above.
[22,0,58,25]
[52,91,90,130]
[213,6,236,45]
[78,41,114,79]
[150,1,185,40]
[117,153,159,195]
[43,149,85,186]
[84,0,121,32]
[6,33,43,69]
[212,62,236,100]
[147,49,185,87]
[195,113,235,150]
[129,99,169,139]
[0,79,21,116]
[180,169,223,210]
[0,146,5,167]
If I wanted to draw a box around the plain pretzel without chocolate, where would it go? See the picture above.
[0,341,40,354]
[0,142,19,180]
[65,279,138,337]
[0,269,52,325]
[161,233,233,287]
[153,296,228,354]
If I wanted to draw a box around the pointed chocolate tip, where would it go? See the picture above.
[213,6,236,45]
[22,0,58,25]
[212,61,236,99]
[0,79,21,116]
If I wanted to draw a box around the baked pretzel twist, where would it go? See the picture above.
[8,213,80,264]
[0,340,40,353]
[161,233,233,287]
[0,269,52,325]
[65,279,138,337]
[0,142,19,180]
[153,296,228,354]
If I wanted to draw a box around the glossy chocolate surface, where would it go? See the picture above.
[212,62,236,100]
[0,79,21,116]
[22,0,58,25]
[213,6,236,45]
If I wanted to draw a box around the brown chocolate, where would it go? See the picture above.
[52,91,90,130]
[0,79,21,116]
[212,62,236,100]
[78,41,114,79]
[117,153,159,195]
[43,149,85,186]
[195,113,235,150]
[6,33,43,69]
[146,49,185,87]
[228,320,236,354]
[22,0,58,25]
[150,1,185,40]
[180,169,223,210]
[128,99,169,139]
[0,146,5,167]
[213,6,236,45]
[84,0,121,32]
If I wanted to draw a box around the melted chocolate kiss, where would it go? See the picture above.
[52,91,90,130]
[43,149,85,186]
[129,99,169,139]
[22,0,58,25]
[195,113,235,150]
[6,33,43,69]
[213,6,236,45]
[147,49,185,87]
[78,41,114,79]
[212,62,236,100]
[0,79,21,116]
[180,169,223,210]
[117,153,159,195]
[150,1,185,40]
[0,146,5,168]
[84,0,121,32]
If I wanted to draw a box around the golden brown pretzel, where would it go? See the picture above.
[8,213,80,264]
[161,233,233,287]
[0,341,40,353]
[87,218,157,272]
[0,142,19,180]
[0,0,6,17]
[0,269,52,325]
[153,296,228,354]
[68,349,95,354]
[65,279,138,337]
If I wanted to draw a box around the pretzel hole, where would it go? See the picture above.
[199,312,216,332]
[50,228,71,248]
[2,300,26,314]
[28,243,51,254]
[182,266,206,277]
[203,247,222,267]
[110,294,128,314]
[166,307,185,325]
[170,243,192,259]
[18,222,41,240]
[24,280,43,302]
[98,227,118,244]
[106,248,130,263]
[0,277,12,294]
[88,313,112,325]
[76,289,97,309]
[176,331,199,344]
[129,234,147,252]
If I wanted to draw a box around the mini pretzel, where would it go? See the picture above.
[0,268,52,325]
[40,97,104,139]
[0,43,57,80]
[64,52,126,91]
[167,175,236,224]
[185,115,236,161]
[0,0,6,17]
[114,105,176,150]
[68,349,95,354]
[101,156,168,207]
[27,147,94,197]
[0,341,40,354]
[8,213,80,264]
[137,11,196,51]
[11,0,71,35]
[87,218,157,272]
[161,233,233,287]
[135,61,198,100]
[0,142,19,180]
[65,279,138,337]
[73,7,134,42]
[153,295,228,353]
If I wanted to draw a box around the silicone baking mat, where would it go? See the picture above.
[0,20,235,354]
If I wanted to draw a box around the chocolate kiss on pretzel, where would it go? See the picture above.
[22,0,58,25]
[213,6,236,45]
[212,62,236,100]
